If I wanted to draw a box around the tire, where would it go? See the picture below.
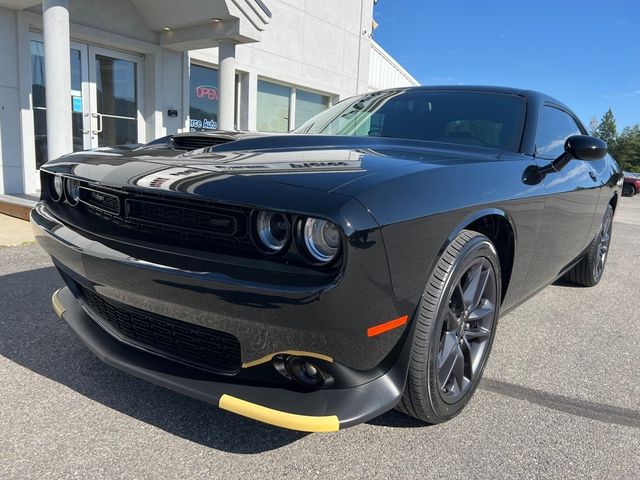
[396,230,501,424]
[622,184,635,197]
[563,205,613,287]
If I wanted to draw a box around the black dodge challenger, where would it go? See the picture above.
[32,86,622,432]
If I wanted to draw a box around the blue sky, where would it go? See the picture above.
[373,0,640,131]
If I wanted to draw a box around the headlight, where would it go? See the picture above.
[255,210,290,252]
[65,178,80,205]
[302,217,341,263]
[50,174,63,202]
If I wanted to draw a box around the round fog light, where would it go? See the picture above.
[65,178,80,205]
[285,357,326,388]
[272,355,334,389]
[302,361,318,378]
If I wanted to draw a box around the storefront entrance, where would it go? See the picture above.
[31,37,143,168]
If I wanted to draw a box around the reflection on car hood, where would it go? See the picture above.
[45,135,503,195]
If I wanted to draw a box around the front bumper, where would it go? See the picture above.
[32,203,415,430]
[31,202,409,371]
[51,286,411,431]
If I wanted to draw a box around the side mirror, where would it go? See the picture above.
[538,135,608,176]
[565,135,607,161]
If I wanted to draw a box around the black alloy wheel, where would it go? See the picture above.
[621,184,634,197]
[593,209,612,281]
[397,229,501,424]
[437,257,497,403]
[564,204,614,287]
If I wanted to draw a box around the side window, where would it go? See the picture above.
[535,106,582,159]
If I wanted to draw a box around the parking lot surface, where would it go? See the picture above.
[1,199,639,479]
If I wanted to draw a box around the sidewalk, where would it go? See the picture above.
[0,213,35,247]
[615,196,640,226]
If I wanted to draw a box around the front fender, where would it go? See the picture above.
[353,155,545,310]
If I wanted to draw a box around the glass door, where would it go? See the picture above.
[30,37,89,168]
[87,46,143,148]
[29,37,145,176]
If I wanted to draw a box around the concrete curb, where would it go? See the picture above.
[0,195,37,221]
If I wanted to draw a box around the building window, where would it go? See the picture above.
[189,64,219,131]
[30,40,84,169]
[257,80,291,132]
[257,80,330,133]
[295,89,330,128]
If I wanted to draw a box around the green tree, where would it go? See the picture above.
[616,125,640,170]
[593,109,618,152]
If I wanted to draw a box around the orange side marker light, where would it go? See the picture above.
[367,315,409,337]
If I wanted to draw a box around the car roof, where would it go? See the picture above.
[373,85,572,112]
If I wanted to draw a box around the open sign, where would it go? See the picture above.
[196,85,219,101]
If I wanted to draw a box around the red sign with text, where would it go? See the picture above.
[196,85,219,101]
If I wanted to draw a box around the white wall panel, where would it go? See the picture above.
[368,40,419,91]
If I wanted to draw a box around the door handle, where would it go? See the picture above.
[589,171,597,181]
[91,113,103,134]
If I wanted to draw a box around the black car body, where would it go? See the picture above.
[32,86,622,431]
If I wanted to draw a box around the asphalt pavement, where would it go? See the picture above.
[1,198,639,479]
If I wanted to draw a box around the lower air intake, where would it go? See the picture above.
[76,284,242,375]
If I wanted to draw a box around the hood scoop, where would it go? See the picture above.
[171,133,238,151]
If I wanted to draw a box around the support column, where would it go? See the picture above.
[43,0,72,161]
[218,40,236,131]
[239,70,257,131]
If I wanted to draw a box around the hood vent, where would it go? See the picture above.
[171,134,236,151]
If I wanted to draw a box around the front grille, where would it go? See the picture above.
[76,283,242,375]
[80,187,120,214]
[76,185,255,251]
[126,199,238,236]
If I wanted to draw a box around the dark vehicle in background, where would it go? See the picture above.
[32,86,621,432]
[622,172,640,196]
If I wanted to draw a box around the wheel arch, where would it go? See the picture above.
[446,209,516,303]
[609,192,618,212]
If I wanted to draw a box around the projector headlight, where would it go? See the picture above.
[255,210,290,253]
[302,217,341,263]
[65,178,80,205]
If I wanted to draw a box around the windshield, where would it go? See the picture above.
[294,89,526,152]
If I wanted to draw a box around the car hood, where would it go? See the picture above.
[44,135,503,197]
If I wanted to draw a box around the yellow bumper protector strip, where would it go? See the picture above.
[219,394,339,432]
[51,289,66,318]
[242,350,333,369]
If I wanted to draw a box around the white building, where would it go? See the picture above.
[0,0,418,195]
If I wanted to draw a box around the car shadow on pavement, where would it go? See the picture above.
[366,410,429,428]
[551,277,583,288]
[0,266,307,453]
